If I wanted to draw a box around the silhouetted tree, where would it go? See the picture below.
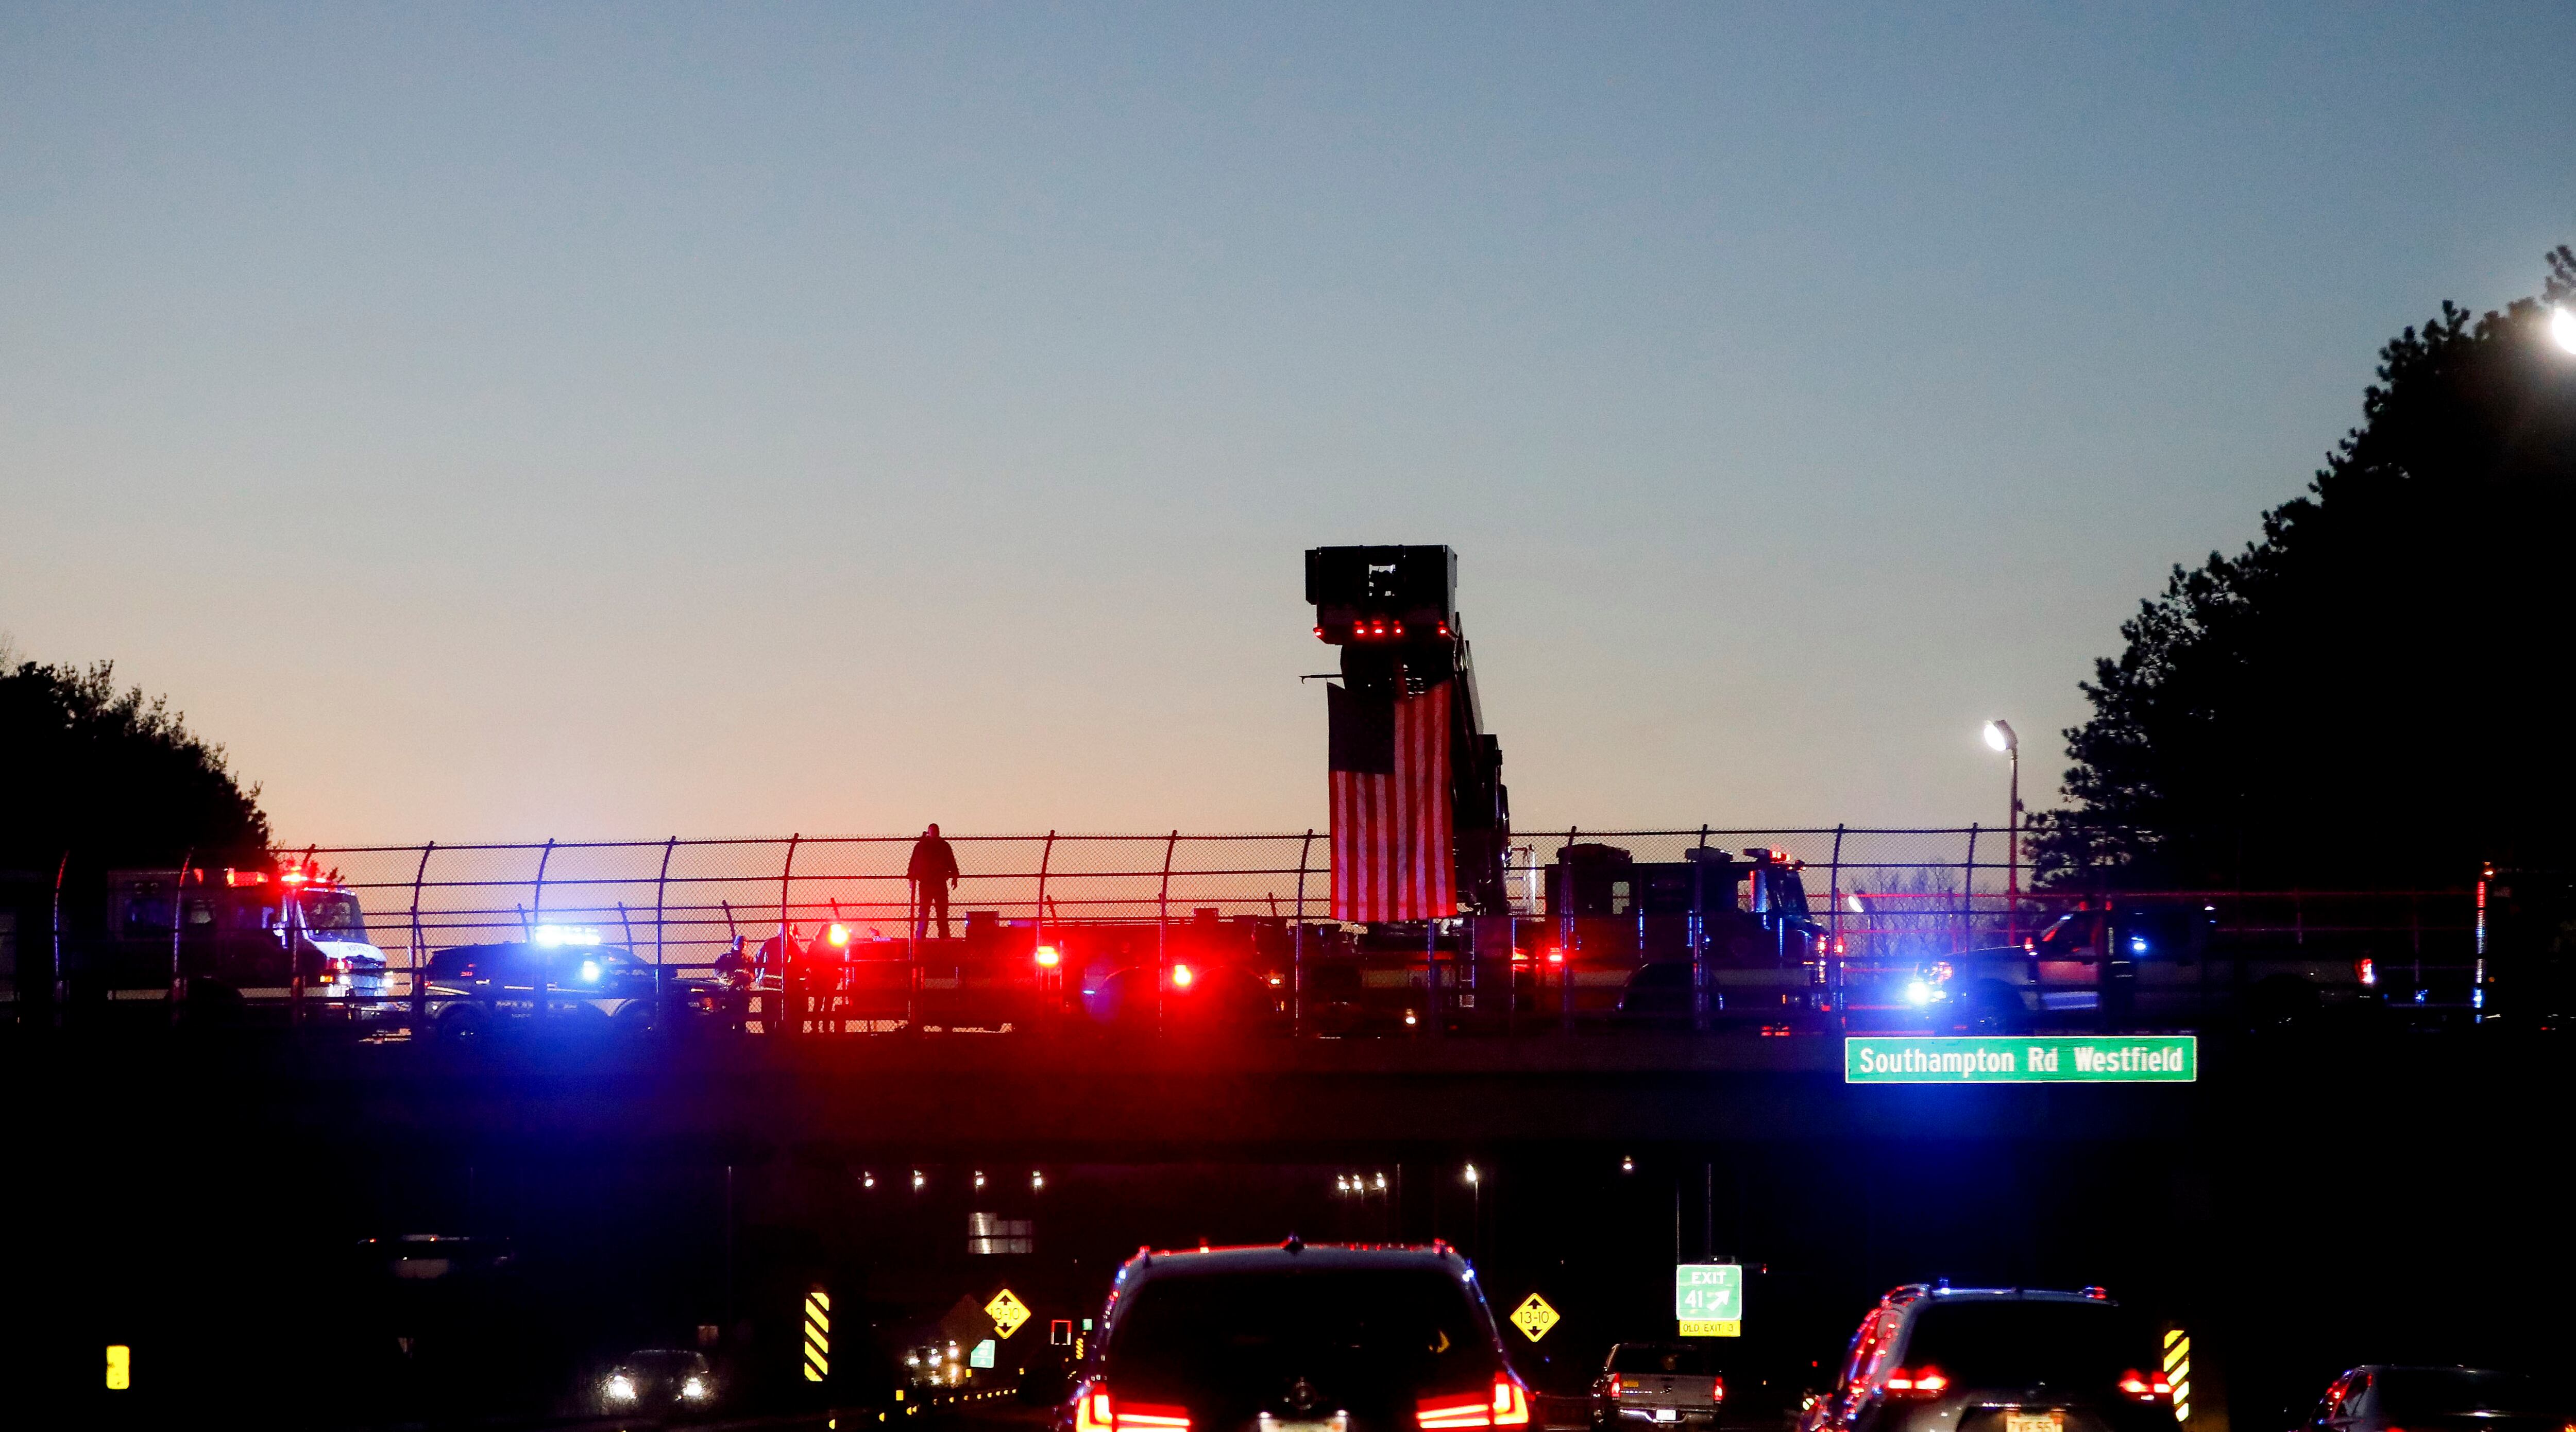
[0,646,270,878]
[2031,248,2576,891]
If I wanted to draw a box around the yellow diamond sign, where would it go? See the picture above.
[986,1288,1032,1339]
[1510,1292,1561,1341]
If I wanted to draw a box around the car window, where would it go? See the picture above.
[2341,1373,2373,1417]
[1894,1300,2157,1389]
[1105,1266,1498,1403]
[1610,1346,1715,1375]
[2037,914,2099,950]
[2376,1369,2542,1417]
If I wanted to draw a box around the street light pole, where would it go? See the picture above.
[1985,721,2022,944]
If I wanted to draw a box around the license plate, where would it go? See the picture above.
[2006,1412,2065,1432]
[1654,1412,1678,1423]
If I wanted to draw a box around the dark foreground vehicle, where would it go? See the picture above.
[1064,1241,1530,1432]
[1594,1343,1725,1430]
[1800,1286,2172,1432]
[2302,1366,2560,1432]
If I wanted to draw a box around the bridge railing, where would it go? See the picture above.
[12,828,2479,1034]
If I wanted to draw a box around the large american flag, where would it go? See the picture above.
[1329,680,1455,922]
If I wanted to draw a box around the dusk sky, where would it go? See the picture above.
[5,4,2571,844]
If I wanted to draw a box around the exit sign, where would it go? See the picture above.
[1675,1263,1740,1337]
[1845,1036,2197,1084]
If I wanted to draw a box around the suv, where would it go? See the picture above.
[1062,1240,1530,1432]
[1594,1343,1725,1430]
[423,939,711,1039]
[1798,1286,2171,1432]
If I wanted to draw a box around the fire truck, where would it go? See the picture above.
[66,860,394,1020]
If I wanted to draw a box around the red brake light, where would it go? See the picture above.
[1606,1375,1622,1399]
[2355,957,2377,987]
[1081,1389,1191,1432]
[1711,1379,1726,1403]
[827,923,851,947]
[1420,1378,1527,1429]
[1887,1368,1948,1396]
[1036,945,1062,969]
[2119,1370,2171,1402]
[1170,963,1195,990]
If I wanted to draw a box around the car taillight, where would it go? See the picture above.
[1606,1375,1622,1399]
[1078,1388,1191,1432]
[1885,1368,1948,1396]
[2119,1370,2172,1402]
[1420,1376,1530,1429]
[2354,957,2377,988]
[1711,1378,1726,1402]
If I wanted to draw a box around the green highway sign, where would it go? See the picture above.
[1675,1263,1741,1338]
[1845,1036,2197,1084]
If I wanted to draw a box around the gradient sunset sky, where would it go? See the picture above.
[5,4,2572,842]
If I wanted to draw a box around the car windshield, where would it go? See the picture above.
[2376,1369,2544,1417]
[1105,1265,1498,1405]
[557,948,639,985]
[1611,1346,1716,1374]
[298,891,368,940]
[1896,1300,2155,1391]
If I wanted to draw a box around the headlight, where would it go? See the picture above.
[607,1374,637,1400]
[683,1376,710,1399]
[1904,980,1933,1005]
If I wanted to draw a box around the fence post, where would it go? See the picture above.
[1560,826,1578,1034]
[1035,831,1056,1022]
[1691,826,1710,1034]
[1033,829,1055,952]
[409,842,435,1032]
[1157,830,1178,1035]
[168,847,193,1019]
[51,850,68,1024]
[531,838,556,923]
[1959,824,1979,955]
[777,834,802,1036]
[530,839,556,1019]
[1293,829,1313,1038]
[1828,824,1846,1027]
[654,837,676,1023]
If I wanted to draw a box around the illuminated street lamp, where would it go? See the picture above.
[1983,721,2022,943]
[2553,305,2576,355]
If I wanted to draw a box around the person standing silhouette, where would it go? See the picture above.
[908,824,960,940]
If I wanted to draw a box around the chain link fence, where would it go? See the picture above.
[278,826,2036,976]
[8,826,2482,1034]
